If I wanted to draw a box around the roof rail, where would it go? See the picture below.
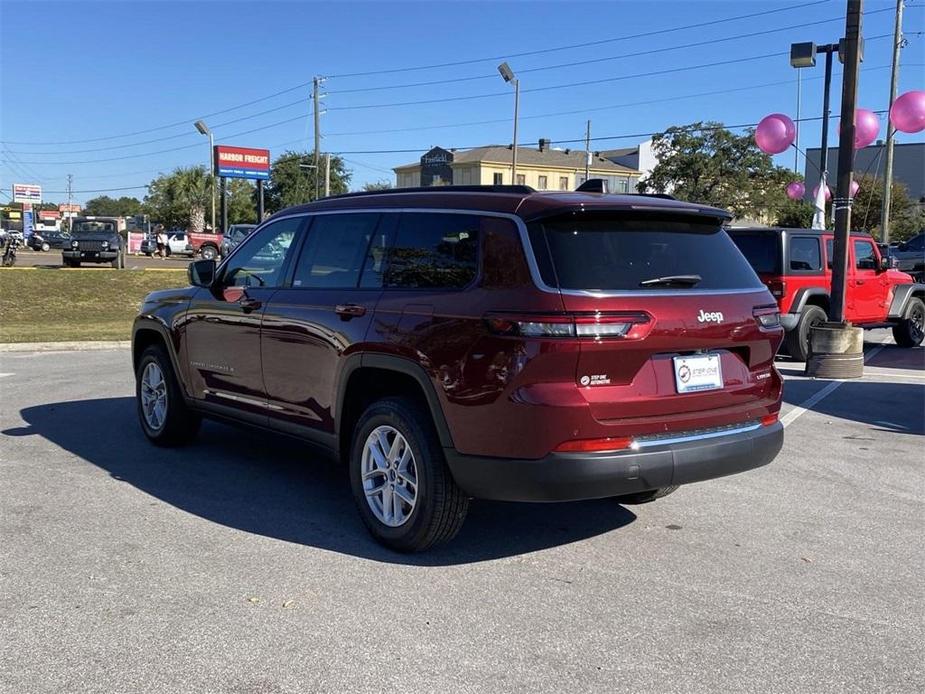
[326,184,536,200]
[631,192,676,200]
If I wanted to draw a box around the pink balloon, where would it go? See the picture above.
[813,183,832,202]
[786,181,805,201]
[839,108,880,149]
[849,180,860,197]
[890,90,925,134]
[755,113,796,154]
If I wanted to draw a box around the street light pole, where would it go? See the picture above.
[498,62,519,183]
[194,120,216,233]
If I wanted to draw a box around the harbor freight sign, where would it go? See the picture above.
[213,145,270,180]
[12,183,42,204]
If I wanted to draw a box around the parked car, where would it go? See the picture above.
[891,232,924,282]
[140,234,157,256]
[133,184,785,551]
[26,233,51,252]
[188,231,222,260]
[727,227,924,360]
[62,217,126,268]
[219,224,257,257]
[42,230,71,250]
[164,231,194,257]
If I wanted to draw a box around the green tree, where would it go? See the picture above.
[84,195,142,217]
[227,178,257,225]
[142,173,186,228]
[849,174,923,241]
[264,151,351,213]
[776,201,814,228]
[362,180,393,191]
[639,121,795,221]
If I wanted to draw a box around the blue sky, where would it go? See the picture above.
[1,0,923,205]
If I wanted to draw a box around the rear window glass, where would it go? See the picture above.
[789,237,822,271]
[529,215,763,291]
[728,232,781,274]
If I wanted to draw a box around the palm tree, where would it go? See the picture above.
[168,166,212,232]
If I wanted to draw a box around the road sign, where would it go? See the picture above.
[12,183,42,204]
[213,145,270,180]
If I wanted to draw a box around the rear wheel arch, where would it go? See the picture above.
[336,355,454,463]
[792,287,830,316]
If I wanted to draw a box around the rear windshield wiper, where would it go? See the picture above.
[638,274,702,287]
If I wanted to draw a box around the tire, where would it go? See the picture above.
[349,397,469,552]
[136,344,201,446]
[614,485,679,505]
[41,242,50,252]
[892,297,925,348]
[785,304,827,362]
[200,245,217,261]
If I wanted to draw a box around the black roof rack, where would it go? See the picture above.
[325,184,535,200]
[575,178,675,200]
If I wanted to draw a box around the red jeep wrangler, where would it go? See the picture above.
[728,227,925,361]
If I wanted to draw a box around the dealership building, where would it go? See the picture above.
[393,140,641,192]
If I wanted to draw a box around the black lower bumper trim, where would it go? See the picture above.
[445,422,783,502]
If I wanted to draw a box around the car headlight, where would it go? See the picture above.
[71,240,79,249]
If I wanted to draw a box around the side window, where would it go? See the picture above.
[854,240,877,270]
[559,176,569,191]
[538,175,548,190]
[385,213,479,289]
[516,174,526,186]
[493,172,503,185]
[826,239,834,269]
[222,217,302,288]
[292,213,381,289]
[907,235,924,251]
[789,237,822,271]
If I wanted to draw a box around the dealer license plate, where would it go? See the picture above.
[673,354,723,394]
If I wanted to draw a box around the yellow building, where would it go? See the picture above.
[393,140,641,193]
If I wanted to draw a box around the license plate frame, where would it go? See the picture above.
[673,353,723,394]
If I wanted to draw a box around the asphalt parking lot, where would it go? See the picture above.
[1,333,922,693]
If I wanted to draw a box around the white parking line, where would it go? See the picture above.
[780,345,884,428]
[0,373,13,378]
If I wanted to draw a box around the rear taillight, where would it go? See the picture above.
[486,312,652,340]
[760,413,779,427]
[753,305,781,329]
[553,436,635,453]
[766,280,786,299]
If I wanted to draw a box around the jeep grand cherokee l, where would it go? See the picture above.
[132,185,785,552]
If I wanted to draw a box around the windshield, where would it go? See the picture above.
[72,221,116,234]
[527,214,763,291]
[728,231,782,274]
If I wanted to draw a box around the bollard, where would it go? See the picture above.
[805,323,865,379]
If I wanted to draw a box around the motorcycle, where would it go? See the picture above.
[1,230,22,267]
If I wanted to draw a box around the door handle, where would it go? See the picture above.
[240,297,262,313]
[335,303,367,319]
[855,279,865,285]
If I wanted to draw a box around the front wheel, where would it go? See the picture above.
[892,297,925,348]
[614,486,679,505]
[2,253,15,267]
[136,344,201,446]
[349,397,468,552]
[200,245,217,261]
[40,242,50,252]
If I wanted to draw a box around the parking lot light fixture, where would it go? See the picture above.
[498,62,520,183]
[194,120,216,234]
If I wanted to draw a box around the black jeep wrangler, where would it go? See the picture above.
[62,217,126,268]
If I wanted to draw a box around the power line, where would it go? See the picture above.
[328,1,832,78]
[0,0,832,146]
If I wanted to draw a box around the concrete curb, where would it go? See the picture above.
[0,340,130,352]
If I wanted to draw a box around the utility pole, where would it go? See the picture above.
[807,0,866,380]
[584,120,591,181]
[66,174,73,231]
[880,0,904,244]
[313,76,321,201]
[324,153,331,198]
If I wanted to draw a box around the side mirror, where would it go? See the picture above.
[878,256,891,272]
[189,259,216,287]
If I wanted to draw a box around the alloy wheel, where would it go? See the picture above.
[140,362,168,431]
[361,425,418,527]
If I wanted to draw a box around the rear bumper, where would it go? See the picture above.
[445,421,783,502]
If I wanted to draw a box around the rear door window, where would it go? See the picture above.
[789,237,822,271]
[291,213,380,289]
[529,214,763,291]
[384,213,479,289]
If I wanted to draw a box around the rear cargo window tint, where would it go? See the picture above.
[385,213,479,289]
[789,237,822,271]
[728,232,781,274]
[530,215,763,291]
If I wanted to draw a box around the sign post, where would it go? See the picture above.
[12,184,41,239]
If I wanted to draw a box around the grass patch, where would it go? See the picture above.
[0,268,188,342]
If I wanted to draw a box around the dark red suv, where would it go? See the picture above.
[133,185,785,551]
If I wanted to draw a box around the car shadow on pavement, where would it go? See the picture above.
[3,397,636,566]
[781,379,925,435]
